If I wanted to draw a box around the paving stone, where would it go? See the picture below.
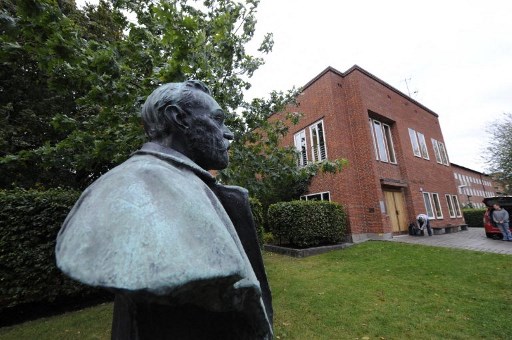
[389,228,512,255]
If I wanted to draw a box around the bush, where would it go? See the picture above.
[462,208,486,228]
[0,188,105,313]
[249,197,265,247]
[268,200,347,248]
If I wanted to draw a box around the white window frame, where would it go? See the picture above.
[300,191,331,201]
[432,193,443,219]
[370,118,397,164]
[417,132,429,160]
[445,194,456,218]
[294,129,308,167]
[422,192,435,219]
[452,195,462,217]
[432,138,442,163]
[383,124,397,163]
[310,120,327,162]
[432,139,449,166]
[408,128,421,157]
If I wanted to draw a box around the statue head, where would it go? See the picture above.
[141,80,234,170]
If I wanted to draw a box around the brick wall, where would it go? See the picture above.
[270,66,466,240]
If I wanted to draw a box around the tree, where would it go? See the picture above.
[1,0,346,206]
[219,90,347,209]
[485,112,512,195]
[1,0,273,189]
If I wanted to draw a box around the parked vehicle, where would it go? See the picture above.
[483,196,512,239]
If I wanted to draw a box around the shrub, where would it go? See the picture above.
[249,197,265,247]
[0,188,105,312]
[462,208,486,228]
[268,200,347,248]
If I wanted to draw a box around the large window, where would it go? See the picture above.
[446,194,455,218]
[424,192,444,219]
[409,128,429,159]
[408,128,421,157]
[294,130,308,167]
[452,195,462,217]
[310,121,327,162]
[369,119,396,163]
[423,192,434,218]
[432,139,449,165]
[300,192,330,201]
[432,193,443,219]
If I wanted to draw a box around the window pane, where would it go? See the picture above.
[438,142,449,165]
[446,194,455,217]
[408,128,421,157]
[310,121,327,162]
[383,124,396,163]
[317,122,327,160]
[452,195,462,217]
[294,130,307,167]
[311,125,319,161]
[369,119,379,160]
[417,132,429,159]
[432,193,443,218]
[423,192,434,218]
[373,121,389,162]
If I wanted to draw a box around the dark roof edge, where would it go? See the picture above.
[302,65,439,117]
[451,162,489,176]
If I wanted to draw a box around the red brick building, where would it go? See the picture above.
[451,163,497,208]
[271,65,466,242]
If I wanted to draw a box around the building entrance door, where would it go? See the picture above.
[383,189,408,233]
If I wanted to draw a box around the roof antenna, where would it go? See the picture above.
[404,77,418,97]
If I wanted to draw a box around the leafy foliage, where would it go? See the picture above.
[0,0,273,189]
[268,200,347,248]
[0,188,103,311]
[219,90,347,209]
[462,208,486,228]
[1,0,346,211]
[485,113,512,194]
[249,196,264,247]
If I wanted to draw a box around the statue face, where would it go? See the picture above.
[184,91,234,170]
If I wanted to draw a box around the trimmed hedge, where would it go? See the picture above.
[268,200,347,248]
[0,188,105,313]
[462,208,486,228]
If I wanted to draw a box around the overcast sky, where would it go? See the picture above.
[245,0,512,172]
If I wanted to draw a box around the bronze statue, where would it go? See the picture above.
[56,80,273,339]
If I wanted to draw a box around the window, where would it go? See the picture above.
[300,192,330,201]
[294,130,308,167]
[446,194,455,218]
[408,128,421,157]
[432,193,443,218]
[423,192,434,219]
[432,139,449,165]
[417,132,429,159]
[370,119,396,163]
[310,121,327,162]
[452,195,462,217]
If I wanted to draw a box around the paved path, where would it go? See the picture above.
[390,227,512,255]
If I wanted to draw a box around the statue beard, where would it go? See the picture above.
[186,126,229,171]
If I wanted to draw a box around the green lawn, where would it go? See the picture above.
[1,241,511,339]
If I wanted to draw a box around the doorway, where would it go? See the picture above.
[383,189,408,233]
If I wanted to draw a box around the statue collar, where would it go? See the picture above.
[133,142,216,185]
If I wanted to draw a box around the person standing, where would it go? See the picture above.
[492,203,512,241]
[416,213,432,236]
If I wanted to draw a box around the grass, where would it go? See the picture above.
[1,241,511,339]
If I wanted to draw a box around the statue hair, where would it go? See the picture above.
[141,80,211,141]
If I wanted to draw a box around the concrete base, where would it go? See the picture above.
[263,243,353,258]
[351,232,394,243]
